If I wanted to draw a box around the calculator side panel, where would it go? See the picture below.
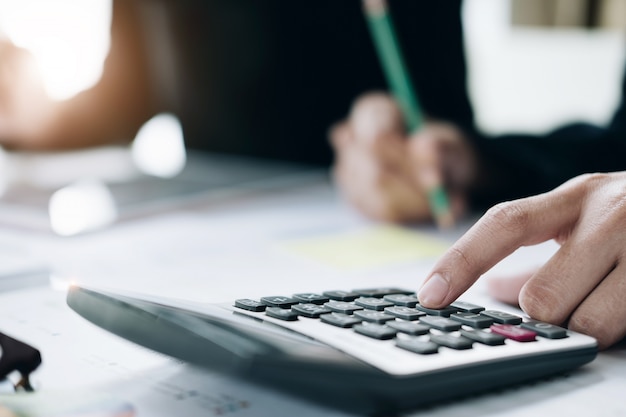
[66,286,383,374]
[251,346,597,414]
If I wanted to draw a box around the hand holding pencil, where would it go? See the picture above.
[360,0,459,228]
[330,0,478,226]
[330,92,477,224]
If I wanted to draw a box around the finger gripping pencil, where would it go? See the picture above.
[362,0,454,228]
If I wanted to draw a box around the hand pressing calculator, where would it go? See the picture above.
[67,285,597,416]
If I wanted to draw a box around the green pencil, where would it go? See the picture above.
[362,0,454,228]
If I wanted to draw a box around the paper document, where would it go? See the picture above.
[280,225,448,271]
[36,184,453,302]
[0,286,358,417]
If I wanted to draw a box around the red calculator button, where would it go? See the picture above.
[490,324,537,342]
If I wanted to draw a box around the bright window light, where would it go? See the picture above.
[0,0,112,100]
[131,113,187,178]
[49,179,118,236]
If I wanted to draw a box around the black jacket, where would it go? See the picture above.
[111,0,626,208]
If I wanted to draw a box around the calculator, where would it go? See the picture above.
[67,285,597,416]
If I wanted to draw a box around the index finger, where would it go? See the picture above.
[409,129,442,191]
[417,183,583,308]
[349,92,404,144]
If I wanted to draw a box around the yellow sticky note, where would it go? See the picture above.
[280,226,449,270]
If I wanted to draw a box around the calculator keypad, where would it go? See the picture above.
[320,312,361,328]
[234,288,569,356]
[291,303,332,318]
[354,310,396,324]
[354,297,394,311]
[325,301,363,314]
[520,320,568,339]
[450,312,494,328]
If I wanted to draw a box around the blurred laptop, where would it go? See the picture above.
[0,143,323,236]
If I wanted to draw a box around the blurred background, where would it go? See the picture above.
[466,0,626,134]
[0,0,624,235]
[0,0,112,101]
[0,0,623,134]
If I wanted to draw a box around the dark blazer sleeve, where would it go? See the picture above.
[469,61,626,209]
[392,1,626,209]
[390,1,626,209]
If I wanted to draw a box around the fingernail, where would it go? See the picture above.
[418,274,449,306]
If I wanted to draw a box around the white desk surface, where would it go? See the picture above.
[0,156,624,417]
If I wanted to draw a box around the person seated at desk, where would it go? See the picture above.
[1,0,626,349]
[336,84,626,351]
[328,4,626,350]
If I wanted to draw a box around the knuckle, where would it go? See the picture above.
[576,173,626,235]
[484,201,530,235]
[565,172,609,194]
[580,172,610,184]
[447,246,474,273]
[599,185,626,219]
[604,192,626,214]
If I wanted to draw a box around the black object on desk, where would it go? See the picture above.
[0,331,42,392]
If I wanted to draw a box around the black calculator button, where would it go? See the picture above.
[292,303,332,318]
[450,312,494,328]
[387,320,430,335]
[354,324,397,340]
[460,329,506,346]
[321,313,362,328]
[396,337,439,354]
[353,288,414,298]
[260,296,299,308]
[292,293,329,305]
[450,301,486,313]
[234,299,266,312]
[383,294,419,307]
[430,334,474,350]
[384,306,425,321]
[520,320,568,339]
[323,291,359,301]
[265,307,299,321]
[355,297,394,311]
[480,310,522,325]
[354,310,396,324]
[325,301,363,314]
[419,316,462,332]
[414,305,459,317]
